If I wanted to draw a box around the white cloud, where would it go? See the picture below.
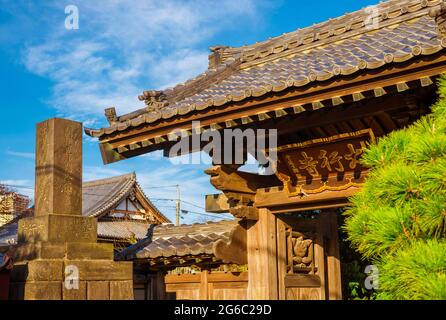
[136,164,231,223]
[83,166,126,182]
[82,162,230,223]
[11,0,265,121]
[5,151,35,160]
[151,49,209,90]
[0,0,264,224]
[0,179,34,198]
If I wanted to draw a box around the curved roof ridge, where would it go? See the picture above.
[83,172,136,187]
[83,172,137,217]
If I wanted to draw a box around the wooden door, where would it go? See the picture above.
[276,210,342,300]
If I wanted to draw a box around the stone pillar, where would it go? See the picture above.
[10,118,133,300]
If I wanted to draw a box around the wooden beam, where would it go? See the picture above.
[200,270,209,300]
[375,112,398,133]
[99,142,126,164]
[205,193,230,213]
[255,186,360,209]
[271,93,419,139]
[205,165,281,194]
[331,97,344,106]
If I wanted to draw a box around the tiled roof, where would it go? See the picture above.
[82,172,168,222]
[86,0,446,138]
[127,220,237,260]
[0,173,169,244]
[97,219,152,240]
[83,173,136,217]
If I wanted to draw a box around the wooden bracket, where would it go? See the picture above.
[205,165,281,194]
[430,1,446,40]
[213,221,247,264]
[229,205,259,221]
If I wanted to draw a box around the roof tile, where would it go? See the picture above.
[84,1,445,138]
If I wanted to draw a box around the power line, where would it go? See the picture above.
[142,184,179,189]
[1,184,233,219]
[181,209,232,220]
[180,199,206,210]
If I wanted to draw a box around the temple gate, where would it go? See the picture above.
[84,0,446,300]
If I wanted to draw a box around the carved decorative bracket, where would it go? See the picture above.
[213,221,247,264]
[138,90,169,112]
[205,165,280,221]
[430,1,446,41]
[104,107,118,125]
[205,165,281,194]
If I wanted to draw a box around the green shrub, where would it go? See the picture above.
[344,74,446,299]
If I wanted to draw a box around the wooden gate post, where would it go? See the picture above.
[322,210,342,300]
[247,208,278,299]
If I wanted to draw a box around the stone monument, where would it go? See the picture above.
[9,118,133,300]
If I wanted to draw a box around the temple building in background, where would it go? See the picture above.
[0,186,31,228]
[0,172,170,252]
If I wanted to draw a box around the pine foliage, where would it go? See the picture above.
[344,75,446,299]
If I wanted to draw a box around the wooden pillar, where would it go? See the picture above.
[276,218,287,300]
[247,208,278,299]
[200,270,209,300]
[322,211,342,300]
[314,226,326,300]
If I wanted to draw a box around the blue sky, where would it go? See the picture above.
[0,0,378,223]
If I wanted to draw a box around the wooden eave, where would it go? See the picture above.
[134,183,170,223]
[96,53,446,164]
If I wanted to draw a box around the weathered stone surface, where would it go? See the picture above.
[24,281,62,300]
[18,214,97,244]
[11,260,64,282]
[13,118,134,300]
[87,281,110,300]
[110,280,134,300]
[64,260,133,281]
[63,281,87,300]
[35,118,82,217]
[66,243,114,260]
[13,242,66,262]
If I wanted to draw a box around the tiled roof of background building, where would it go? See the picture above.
[0,173,169,245]
[82,172,168,222]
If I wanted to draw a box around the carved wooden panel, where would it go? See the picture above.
[273,129,375,197]
[285,227,315,275]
